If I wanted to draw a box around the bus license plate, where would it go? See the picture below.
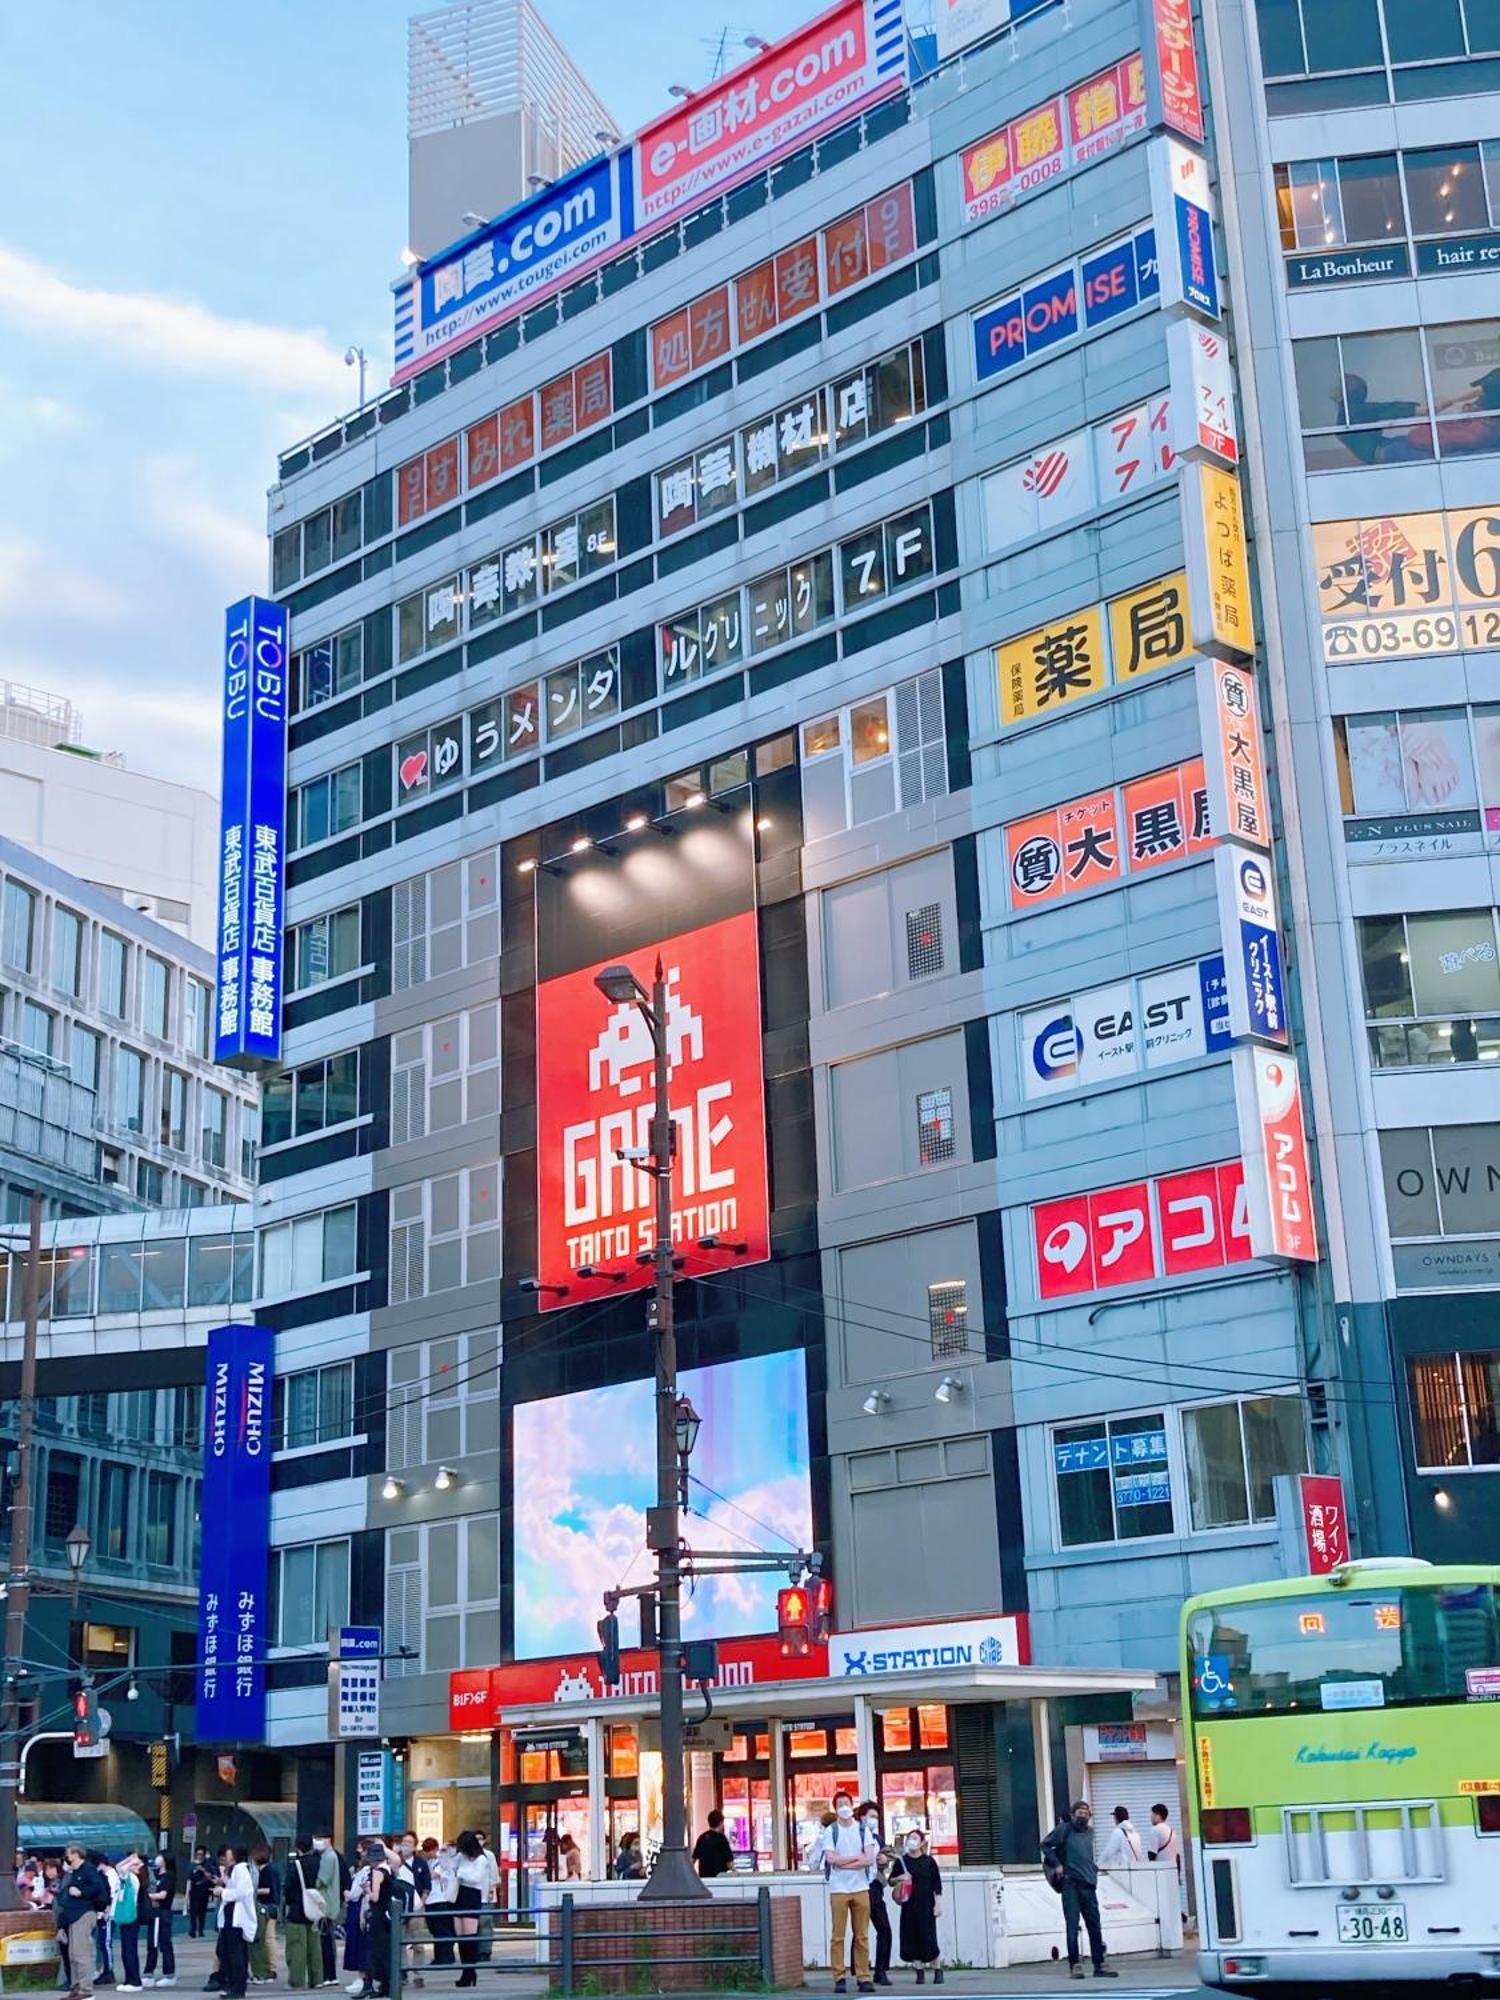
[1337,1903,1408,1944]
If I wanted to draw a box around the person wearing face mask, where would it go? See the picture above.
[808,1792,877,1995]
[1041,1802,1116,1981]
[855,1804,893,1988]
[888,1830,942,1984]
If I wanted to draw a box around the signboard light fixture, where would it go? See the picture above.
[381,1476,405,1501]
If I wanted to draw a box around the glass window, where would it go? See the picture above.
[1359,915,1415,1016]
[1469,0,1500,51]
[143,1471,179,1568]
[262,1073,293,1149]
[97,1243,143,1315]
[1425,320,1500,455]
[140,1236,187,1311]
[98,933,127,1016]
[1410,1351,1500,1466]
[1293,337,1345,429]
[803,714,840,758]
[272,527,301,594]
[187,1235,237,1308]
[1404,144,1488,235]
[1301,0,1384,71]
[1055,1412,1172,1546]
[50,907,82,997]
[332,491,362,563]
[1183,1396,1306,1530]
[201,1087,228,1168]
[144,955,170,1038]
[115,1048,145,1133]
[1405,909,1500,1014]
[273,1540,351,1649]
[69,1026,100,1094]
[1338,153,1406,245]
[850,698,891,764]
[1384,0,1467,58]
[303,507,332,575]
[2,882,36,972]
[161,1069,188,1150]
[184,978,211,1058]
[292,907,360,990]
[20,1001,52,1058]
[1257,0,1307,75]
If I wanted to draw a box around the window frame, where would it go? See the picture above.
[1408,1349,1500,1469]
[269,1536,352,1652]
[259,1203,361,1297]
[1,880,37,975]
[288,906,362,994]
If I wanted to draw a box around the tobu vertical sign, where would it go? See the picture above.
[533,811,770,1309]
[196,1324,274,1742]
[633,0,907,230]
[215,597,288,1069]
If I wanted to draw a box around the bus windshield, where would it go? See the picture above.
[1187,1584,1500,1718]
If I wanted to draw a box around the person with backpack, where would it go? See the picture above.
[359,1844,398,2000]
[57,1845,109,2000]
[283,1836,327,1991]
[1041,1803,1117,1982]
[313,1835,345,1985]
[808,1792,879,1996]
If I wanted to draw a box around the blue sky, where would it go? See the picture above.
[0,0,818,790]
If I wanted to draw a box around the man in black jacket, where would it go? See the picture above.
[57,1845,108,2000]
[1042,1803,1117,1981]
[691,1812,734,1879]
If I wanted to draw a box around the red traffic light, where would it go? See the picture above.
[777,1585,811,1658]
[811,1576,833,1642]
[72,1686,99,1748]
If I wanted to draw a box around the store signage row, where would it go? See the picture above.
[214,596,287,1068]
[1234,1047,1318,1262]
[449,1635,830,1729]
[1288,233,1500,290]
[983,399,1175,557]
[1019,953,1231,1100]
[959,50,1148,228]
[973,222,1158,383]
[650,181,916,392]
[1034,1162,1252,1301]
[196,1324,274,1740]
[828,1614,1029,1676]
[1313,507,1500,665]
[394,0,909,380]
[1004,754,1212,909]
[996,569,1194,726]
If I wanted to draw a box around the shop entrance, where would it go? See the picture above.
[783,1718,858,1866]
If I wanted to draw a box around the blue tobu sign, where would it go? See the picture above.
[215,597,288,1069]
[396,152,633,379]
[196,1325,275,1743]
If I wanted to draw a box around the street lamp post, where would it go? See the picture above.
[593,960,709,1903]
[0,1195,43,1907]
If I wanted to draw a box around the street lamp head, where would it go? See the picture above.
[595,963,647,1007]
[64,1523,90,1576]
[674,1396,702,1462]
[125,1676,139,1703]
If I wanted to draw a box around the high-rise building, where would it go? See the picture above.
[407,0,618,261]
[244,0,1490,1916]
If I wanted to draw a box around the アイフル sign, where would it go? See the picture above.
[1166,319,1237,467]
[195,1325,274,1743]
[214,598,288,1069]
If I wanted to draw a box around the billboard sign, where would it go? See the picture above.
[395,154,633,382]
[214,597,288,1069]
[972,223,1158,382]
[1196,657,1269,849]
[633,0,907,232]
[1215,844,1290,1045]
[1142,0,1205,143]
[1149,136,1219,321]
[452,1631,830,1728]
[1166,319,1237,467]
[936,0,1056,58]
[533,812,768,1305]
[829,1614,1029,1675]
[1019,953,1230,1098]
[1182,461,1255,658]
[1033,1162,1253,1302]
[1234,1047,1319,1263]
[1299,1474,1349,1574]
[195,1325,274,1742]
[959,54,1147,227]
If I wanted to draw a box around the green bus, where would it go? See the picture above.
[1182,1559,1500,1991]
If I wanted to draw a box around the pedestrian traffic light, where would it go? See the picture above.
[72,1684,99,1749]
[811,1575,834,1644]
[597,1612,621,1685]
[777,1585,811,1658]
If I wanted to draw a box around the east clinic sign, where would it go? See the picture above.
[532,811,770,1309]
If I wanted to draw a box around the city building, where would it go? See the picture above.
[0,680,224,949]
[1201,0,1500,1564]
[244,0,1397,1905]
[407,0,618,262]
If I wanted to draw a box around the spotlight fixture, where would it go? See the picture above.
[381,1476,405,1501]
[862,1389,892,1416]
[624,812,650,832]
[577,1263,631,1284]
[668,83,695,99]
[756,816,773,831]
[745,33,771,49]
[1434,1488,1454,1513]
[570,835,593,854]
[517,857,538,874]
[684,790,707,809]
[518,1277,570,1298]
[125,1676,140,1703]
[697,1234,748,1255]
[934,1374,966,1405]
[435,1465,457,1493]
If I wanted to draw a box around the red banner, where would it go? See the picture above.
[1151,0,1205,144]
[451,1635,830,1729]
[1299,1474,1349,1575]
[534,908,770,1307]
[1034,1161,1252,1301]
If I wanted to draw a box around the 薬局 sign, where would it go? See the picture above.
[450,1634,830,1729]
[533,816,769,1308]
[828,1615,1030,1677]
[1149,136,1219,322]
[632,0,907,232]
[195,1325,274,1742]
[1299,1474,1349,1574]
[1215,844,1289,1046]
[214,598,288,1069]
[394,154,633,382]
[1233,1047,1318,1263]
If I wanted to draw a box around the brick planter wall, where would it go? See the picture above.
[549,1892,804,1993]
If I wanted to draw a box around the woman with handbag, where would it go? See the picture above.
[887,1830,943,1984]
[857,1804,894,1988]
[283,1836,327,1991]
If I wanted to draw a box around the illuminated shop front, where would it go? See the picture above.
[448,1618,1154,1901]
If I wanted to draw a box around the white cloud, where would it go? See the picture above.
[0,536,126,622]
[0,243,353,396]
[140,454,266,582]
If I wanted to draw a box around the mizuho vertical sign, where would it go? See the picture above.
[196,1324,275,1743]
[214,596,289,1068]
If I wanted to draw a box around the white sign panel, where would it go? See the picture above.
[356,1751,387,1838]
[337,1661,380,1738]
[936,0,1010,58]
[1166,319,1238,467]
[829,1615,1026,1676]
[1018,955,1231,1100]
[983,397,1174,555]
[1149,135,1220,321]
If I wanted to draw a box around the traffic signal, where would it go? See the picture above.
[811,1575,834,1644]
[597,1612,621,1685]
[777,1585,811,1658]
[72,1685,99,1749]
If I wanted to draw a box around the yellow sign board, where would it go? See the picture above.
[1184,461,1254,657]
[1311,506,1500,663]
[997,570,1192,724]
[1458,1779,1500,1794]
[1197,1731,1215,1807]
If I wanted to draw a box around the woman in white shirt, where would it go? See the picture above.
[451,1833,489,1990]
[216,1848,258,2000]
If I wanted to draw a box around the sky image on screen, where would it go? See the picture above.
[512,1347,812,1659]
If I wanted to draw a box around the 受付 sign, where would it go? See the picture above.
[214,597,287,1069]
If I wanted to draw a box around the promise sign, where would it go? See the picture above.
[532,813,769,1308]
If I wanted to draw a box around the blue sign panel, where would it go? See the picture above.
[974,224,1158,382]
[196,1325,274,1743]
[1215,845,1290,1046]
[396,153,633,378]
[1020,266,1079,358]
[339,1626,382,1661]
[214,598,288,1069]
[1199,952,1232,1052]
[1174,190,1219,319]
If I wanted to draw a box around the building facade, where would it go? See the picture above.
[248,0,1393,1890]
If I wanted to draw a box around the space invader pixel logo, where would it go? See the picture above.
[534,909,770,1308]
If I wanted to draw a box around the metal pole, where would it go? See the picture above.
[638,960,707,1904]
[0,1193,43,1908]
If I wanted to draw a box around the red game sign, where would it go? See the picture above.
[534,908,770,1308]
[450,1635,829,1729]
